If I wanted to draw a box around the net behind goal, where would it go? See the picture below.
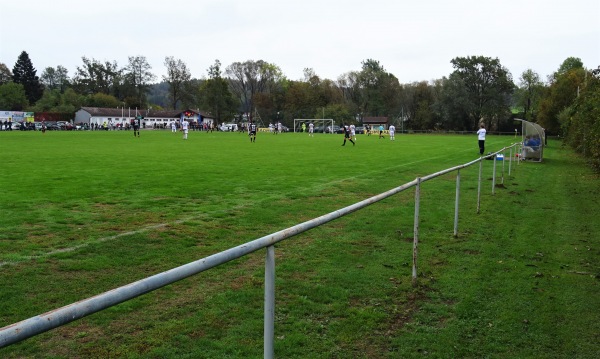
[293,119,334,133]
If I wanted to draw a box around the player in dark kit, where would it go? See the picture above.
[132,118,141,137]
[249,122,257,142]
[341,124,355,146]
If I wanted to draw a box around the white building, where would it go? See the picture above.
[74,107,214,128]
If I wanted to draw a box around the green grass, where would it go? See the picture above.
[0,130,598,358]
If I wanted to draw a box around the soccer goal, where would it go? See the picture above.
[293,119,334,133]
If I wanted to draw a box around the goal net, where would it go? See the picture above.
[293,119,334,134]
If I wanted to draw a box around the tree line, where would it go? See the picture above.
[0,51,598,169]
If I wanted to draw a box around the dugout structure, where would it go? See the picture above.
[516,118,545,162]
[293,119,334,133]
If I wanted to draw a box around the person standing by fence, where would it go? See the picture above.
[477,123,486,155]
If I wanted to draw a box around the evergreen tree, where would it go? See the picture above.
[12,51,44,104]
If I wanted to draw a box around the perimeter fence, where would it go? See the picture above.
[1,143,523,358]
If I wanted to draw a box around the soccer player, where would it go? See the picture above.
[341,124,355,146]
[171,121,177,133]
[132,117,141,137]
[378,125,384,139]
[350,124,356,141]
[389,124,396,140]
[249,121,257,142]
[308,122,314,137]
[181,118,189,140]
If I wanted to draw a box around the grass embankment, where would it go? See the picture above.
[0,130,597,358]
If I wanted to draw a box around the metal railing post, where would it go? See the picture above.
[508,147,513,176]
[501,150,506,185]
[264,245,275,359]
[454,169,460,237]
[492,156,497,195]
[412,177,421,285]
[477,159,483,214]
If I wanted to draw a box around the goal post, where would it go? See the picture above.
[293,119,334,133]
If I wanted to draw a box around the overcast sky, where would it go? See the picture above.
[1,0,598,84]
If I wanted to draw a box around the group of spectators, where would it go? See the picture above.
[1,120,15,131]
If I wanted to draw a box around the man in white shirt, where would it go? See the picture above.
[181,119,189,140]
[477,123,486,155]
[308,122,314,137]
[389,125,396,141]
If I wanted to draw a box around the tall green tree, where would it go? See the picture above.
[276,68,348,125]
[356,59,401,117]
[72,57,120,96]
[199,60,237,123]
[447,56,514,130]
[283,80,313,120]
[163,56,192,109]
[336,71,361,116]
[12,51,44,104]
[552,56,584,81]
[0,82,29,110]
[537,57,586,134]
[560,66,600,170]
[0,63,12,85]
[515,69,545,122]
[437,75,472,130]
[124,56,156,108]
[40,65,70,92]
[225,60,282,121]
[410,81,439,130]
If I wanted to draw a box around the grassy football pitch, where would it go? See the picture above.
[0,130,598,358]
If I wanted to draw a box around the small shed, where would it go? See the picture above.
[362,116,389,129]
